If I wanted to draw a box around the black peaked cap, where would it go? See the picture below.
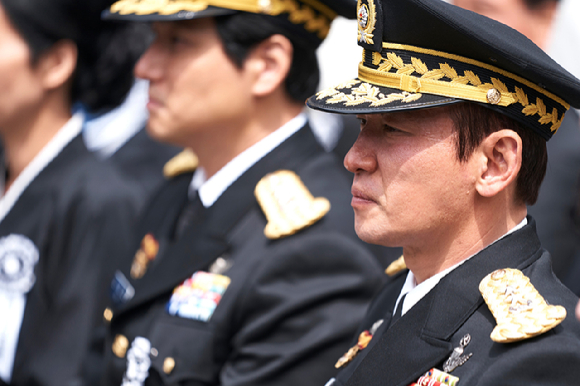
[307,0,580,140]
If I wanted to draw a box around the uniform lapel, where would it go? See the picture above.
[116,123,324,316]
[346,218,543,386]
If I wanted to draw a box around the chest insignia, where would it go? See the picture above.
[335,319,383,369]
[255,170,330,240]
[0,234,39,293]
[443,334,472,373]
[111,271,135,305]
[385,255,406,276]
[167,271,231,322]
[479,268,567,343]
[130,234,160,279]
[122,337,152,386]
[163,149,199,179]
[410,368,460,386]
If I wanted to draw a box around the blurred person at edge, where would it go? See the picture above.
[0,0,144,385]
[454,0,580,295]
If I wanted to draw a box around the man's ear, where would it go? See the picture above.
[35,40,77,91]
[244,34,293,97]
[474,129,522,198]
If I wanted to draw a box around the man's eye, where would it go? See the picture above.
[383,125,401,133]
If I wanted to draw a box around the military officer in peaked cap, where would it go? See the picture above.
[91,1,386,385]
[306,0,580,385]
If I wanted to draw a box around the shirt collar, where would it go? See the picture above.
[395,217,528,316]
[0,112,84,223]
[189,112,307,208]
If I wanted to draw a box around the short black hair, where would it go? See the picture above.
[4,5,151,113]
[215,12,320,104]
[449,102,548,206]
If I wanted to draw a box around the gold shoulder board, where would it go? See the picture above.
[255,170,330,240]
[385,255,406,276]
[163,149,199,179]
[479,268,567,343]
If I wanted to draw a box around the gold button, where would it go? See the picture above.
[103,308,113,322]
[486,88,502,105]
[112,334,129,358]
[163,357,176,374]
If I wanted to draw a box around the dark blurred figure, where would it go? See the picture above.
[79,24,181,206]
[455,0,580,294]
[0,0,144,385]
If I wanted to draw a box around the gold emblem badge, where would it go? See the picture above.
[385,255,406,276]
[357,0,376,45]
[163,149,199,179]
[335,319,383,369]
[479,268,567,343]
[130,234,160,279]
[255,170,330,240]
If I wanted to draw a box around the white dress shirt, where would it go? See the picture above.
[0,113,83,382]
[189,113,307,208]
[394,218,528,317]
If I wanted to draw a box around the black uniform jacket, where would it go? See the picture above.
[107,127,181,205]
[332,218,580,386]
[100,123,384,386]
[2,135,140,386]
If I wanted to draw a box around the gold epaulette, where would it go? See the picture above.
[163,149,198,179]
[255,170,330,240]
[479,268,567,343]
[385,255,406,276]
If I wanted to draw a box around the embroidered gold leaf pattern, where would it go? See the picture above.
[522,104,539,116]
[110,0,333,38]
[316,87,340,100]
[372,52,382,66]
[440,63,458,79]
[397,65,416,75]
[515,87,529,106]
[464,71,482,86]
[422,69,446,80]
[357,0,376,45]
[387,53,404,69]
[323,51,563,133]
[411,57,428,75]
[491,78,509,94]
[536,98,547,116]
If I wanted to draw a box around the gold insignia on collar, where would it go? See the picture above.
[255,170,330,240]
[357,0,376,45]
[163,149,199,179]
[385,255,406,276]
[130,234,160,279]
[479,268,567,343]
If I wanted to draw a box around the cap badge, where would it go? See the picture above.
[255,170,330,240]
[357,0,376,45]
[479,268,567,343]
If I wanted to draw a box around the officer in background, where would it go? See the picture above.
[307,0,580,384]
[93,1,385,385]
[0,0,142,385]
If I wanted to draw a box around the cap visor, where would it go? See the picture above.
[102,5,236,21]
[307,78,460,114]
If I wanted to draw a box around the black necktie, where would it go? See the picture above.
[389,293,407,328]
[175,192,205,238]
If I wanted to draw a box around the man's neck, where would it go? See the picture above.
[2,100,72,192]
[403,205,527,284]
[190,98,303,179]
